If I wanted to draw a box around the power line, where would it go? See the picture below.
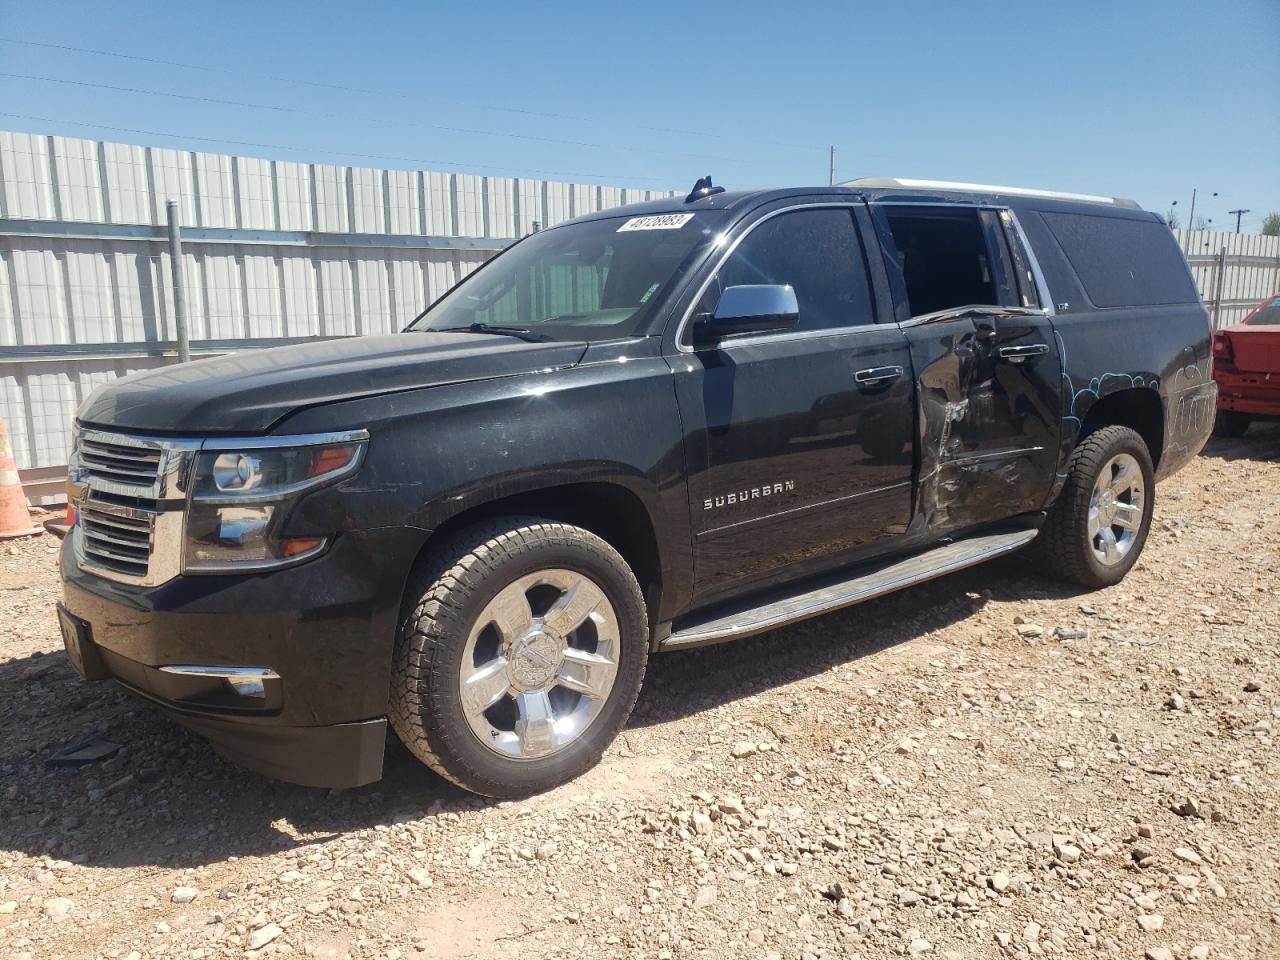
[0,36,826,153]
[0,112,673,183]
[0,72,741,165]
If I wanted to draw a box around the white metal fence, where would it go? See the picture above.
[3,129,1279,502]
[1174,228,1280,330]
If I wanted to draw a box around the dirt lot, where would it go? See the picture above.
[2,428,1277,960]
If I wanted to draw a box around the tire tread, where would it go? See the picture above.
[389,517,647,797]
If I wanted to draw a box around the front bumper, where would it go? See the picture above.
[59,525,426,788]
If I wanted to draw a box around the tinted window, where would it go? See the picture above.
[1247,297,1280,325]
[1040,211,1198,308]
[699,208,874,333]
[884,208,998,317]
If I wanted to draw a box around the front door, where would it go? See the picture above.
[873,203,1062,533]
[670,204,915,605]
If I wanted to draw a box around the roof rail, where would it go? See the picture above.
[841,177,1141,209]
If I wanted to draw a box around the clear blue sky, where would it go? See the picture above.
[1,0,1277,231]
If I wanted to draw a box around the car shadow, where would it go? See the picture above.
[1201,420,1280,461]
[0,556,1086,871]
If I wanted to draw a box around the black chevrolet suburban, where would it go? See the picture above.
[58,177,1217,797]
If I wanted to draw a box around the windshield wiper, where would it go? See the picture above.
[433,322,553,343]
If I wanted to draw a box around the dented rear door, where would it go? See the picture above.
[872,203,1063,534]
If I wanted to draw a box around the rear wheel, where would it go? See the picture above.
[1029,425,1155,588]
[1213,410,1250,438]
[390,518,648,798]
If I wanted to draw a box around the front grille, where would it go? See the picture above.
[80,497,157,578]
[74,431,167,581]
[79,435,163,487]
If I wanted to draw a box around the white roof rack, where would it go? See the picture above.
[841,177,1140,209]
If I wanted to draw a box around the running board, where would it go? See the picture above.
[661,527,1039,650]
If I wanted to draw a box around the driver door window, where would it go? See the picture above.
[696,208,875,335]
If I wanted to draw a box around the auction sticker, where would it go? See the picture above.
[617,213,695,232]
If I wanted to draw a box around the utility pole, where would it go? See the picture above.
[1228,209,1250,234]
[828,145,835,187]
[165,200,190,364]
[1184,188,1218,231]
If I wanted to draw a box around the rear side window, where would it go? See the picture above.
[1040,211,1198,308]
[1247,297,1280,325]
[699,208,874,333]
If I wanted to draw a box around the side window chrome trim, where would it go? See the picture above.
[712,321,885,349]
[673,202,873,354]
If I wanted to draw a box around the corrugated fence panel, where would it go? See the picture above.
[51,135,105,223]
[0,132,55,219]
[318,253,357,337]
[489,177,517,238]
[349,167,385,234]
[424,172,452,234]
[243,249,284,338]
[102,141,150,226]
[312,164,349,232]
[10,242,69,344]
[516,178,540,235]
[63,242,115,343]
[386,170,420,236]
[545,181,571,226]
[195,151,237,229]
[454,174,484,236]
[148,147,198,226]
[281,253,321,337]
[237,156,276,230]
[276,160,312,231]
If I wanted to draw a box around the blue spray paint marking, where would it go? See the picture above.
[1053,329,1163,478]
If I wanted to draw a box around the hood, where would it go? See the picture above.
[78,332,588,434]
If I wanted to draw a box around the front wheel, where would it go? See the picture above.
[1029,425,1155,588]
[390,518,648,798]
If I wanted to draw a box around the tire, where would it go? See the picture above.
[1029,425,1155,588]
[1213,410,1250,438]
[389,517,648,798]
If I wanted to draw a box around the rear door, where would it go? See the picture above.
[872,203,1062,533]
[669,203,915,604]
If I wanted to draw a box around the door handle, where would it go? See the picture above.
[853,365,904,384]
[998,343,1050,363]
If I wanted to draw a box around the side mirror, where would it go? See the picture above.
[693,284,800,344]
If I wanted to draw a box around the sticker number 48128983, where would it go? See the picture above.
[616,214,695,232]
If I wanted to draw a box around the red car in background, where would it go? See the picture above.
[1213,294,1280,437]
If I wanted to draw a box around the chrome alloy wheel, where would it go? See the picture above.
[1088,453,1145,566]
[459,569,620,760]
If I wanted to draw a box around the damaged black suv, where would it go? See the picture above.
[59,177,1216,797]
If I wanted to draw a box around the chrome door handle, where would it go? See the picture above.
[998,343,1050,362]
[853,365,904,384]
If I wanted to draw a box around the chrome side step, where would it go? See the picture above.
[661,527,1038,650]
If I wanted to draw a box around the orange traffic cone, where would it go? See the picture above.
[0,414,43,539]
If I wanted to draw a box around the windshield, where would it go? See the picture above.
[1246,297,1280,326]
[409,211,725,341]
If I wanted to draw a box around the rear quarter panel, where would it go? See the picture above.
[1016,201,1215,484]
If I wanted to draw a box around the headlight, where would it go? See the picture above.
[183,433,366,572]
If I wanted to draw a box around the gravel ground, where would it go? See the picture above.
[2,428,1278,960]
